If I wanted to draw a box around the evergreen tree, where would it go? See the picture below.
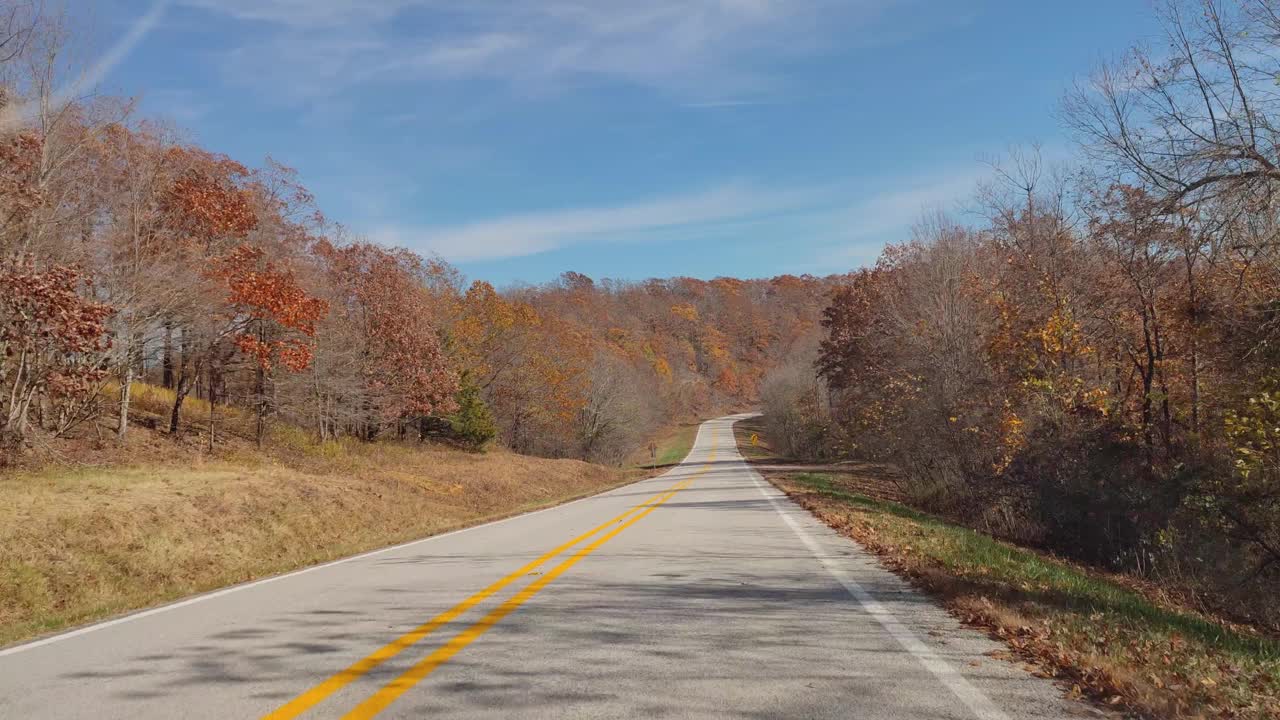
[448,378,496,450]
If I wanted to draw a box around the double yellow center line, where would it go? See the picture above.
[264,451,714,720]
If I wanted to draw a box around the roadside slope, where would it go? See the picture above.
[0,435,639,647]
[743,439,1280,719]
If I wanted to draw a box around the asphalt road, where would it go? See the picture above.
[0,415,1098,719]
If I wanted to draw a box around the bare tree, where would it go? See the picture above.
[0,2,132,260]
[575,353,657,464]
[0,1,37,67]
[93,119,189,437]
[1064,0,1280,215]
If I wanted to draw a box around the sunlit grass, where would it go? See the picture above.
[98,381,256,434]
[632,422,699,468]
[0,439,639,646]
[779,471,1280,719]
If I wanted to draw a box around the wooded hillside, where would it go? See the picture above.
[765,1,1280,629]
[0,4,834,467]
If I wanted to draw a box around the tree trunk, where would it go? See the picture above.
[168,376,189,435]
[314,373,327,442]
[162,322,174,389]
[169,330,193,434]
[1185,257,1202,438]
[4,349,29,441]
[1189,338,1201,435]
[117,364,133,438]
[208,362,216,453]
[168,360,198,435]
[255,362,265,448]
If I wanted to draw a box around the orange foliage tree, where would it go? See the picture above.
[210,243,328,445]
[157,147,259,434]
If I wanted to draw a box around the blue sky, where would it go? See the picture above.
[94,0,1160,285]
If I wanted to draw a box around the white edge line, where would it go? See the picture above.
[730,421,1011,720]
[0,431,711,658]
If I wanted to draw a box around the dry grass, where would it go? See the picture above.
[767,471,1280,720]
[730,415,777,462]
[97,381,257,436]
[0,424,638,646]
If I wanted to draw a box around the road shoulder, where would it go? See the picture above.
[739,423,1279,719]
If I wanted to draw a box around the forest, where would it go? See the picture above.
[763,1,1280,629]
[0,3,832,468]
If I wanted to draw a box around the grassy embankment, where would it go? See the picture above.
[730,415,777,462]
[737,426,1280,719]
[0,384,641,647]
[629,421,700,469]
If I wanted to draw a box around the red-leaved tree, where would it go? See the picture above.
[0,255,113,456]
[210,243,328,446]
[316,240,457,438]
[157,148,258,434]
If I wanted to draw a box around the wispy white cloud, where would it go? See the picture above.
[682,99,778,109]
[409,33,529,75]
[371,182,831,263]
[840,170,986,239]
[368,165,993,269]
[177,0,417,27]
[140,87,213,125]
[1,0,168,133]
[175,0,924,103]
[791,166,993,272]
